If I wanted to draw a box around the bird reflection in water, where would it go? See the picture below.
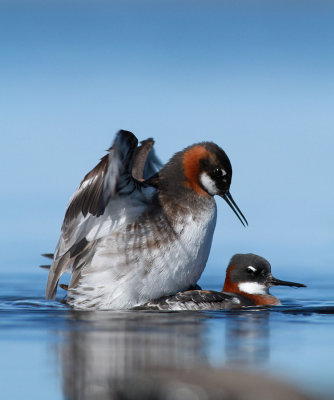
[224,310,270,366]
[51,310,312,400]
[57,310,208,399]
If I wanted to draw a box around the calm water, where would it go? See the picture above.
[1,267,334,400]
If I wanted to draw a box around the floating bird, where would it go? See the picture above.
[141,253,306,310]
[46,130,247,309]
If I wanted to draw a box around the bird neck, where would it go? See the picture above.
[182,145,210,197]
[156,159,215,213]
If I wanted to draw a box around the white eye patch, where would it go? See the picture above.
[221,169,227,176]
[247,266,257,272]
[200,172,218,195]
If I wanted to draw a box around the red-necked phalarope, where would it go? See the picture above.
[141,253,306,310]
[45,130,247,309]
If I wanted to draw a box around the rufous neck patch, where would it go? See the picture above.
[182,145,210,196]
[223,265,239,293]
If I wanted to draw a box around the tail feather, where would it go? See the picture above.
[45,252,72,300]
[40,253,54,270]
[40,264,51,270]
[41,253,54,260]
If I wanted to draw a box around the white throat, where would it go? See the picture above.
[238,282,267,295]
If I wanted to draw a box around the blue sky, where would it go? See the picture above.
[1,1,333,277]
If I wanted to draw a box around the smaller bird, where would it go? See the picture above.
[141,253,306,310]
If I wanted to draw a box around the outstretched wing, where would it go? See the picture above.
[46,130,161,300]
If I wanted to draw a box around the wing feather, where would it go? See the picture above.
[132,138,162,180]
[46,130,161,300]
[63,153,109,225]
[142,141,163,179]
[140,290,238,310]
[174,290,233,303]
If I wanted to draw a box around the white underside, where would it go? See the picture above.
[69,202,217,310]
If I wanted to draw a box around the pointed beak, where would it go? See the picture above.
[221,191,248,227]
[270,276,306,288]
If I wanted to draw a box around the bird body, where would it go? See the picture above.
[46,130,247,310]
[67,196,217,309]
[141,253,306,311]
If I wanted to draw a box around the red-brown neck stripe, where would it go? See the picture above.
[182,145,210,197]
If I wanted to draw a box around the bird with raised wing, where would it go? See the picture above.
[46,130,247,309]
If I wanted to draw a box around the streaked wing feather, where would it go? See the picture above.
[132,139,154,180]
[101,130,138,206]
[63,153,109,226]
[142,141,163,179]
[69,248,92,290]
[81,156,108,217]
[141,290,237,311]
[132,138,162,180]
[46,130,147,300]
[174,290,234,303]
[46,251,72,299]
[46,235,92,299]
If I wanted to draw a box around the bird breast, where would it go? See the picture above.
[68,200,217,310]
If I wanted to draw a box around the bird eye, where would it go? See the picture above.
[214,168,222,178]
[247,266,257,273]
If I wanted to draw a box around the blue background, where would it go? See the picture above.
[1,0,333,278]
[1,3,334,400]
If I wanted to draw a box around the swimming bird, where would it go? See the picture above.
[141,253,306,310]
[45,130,247,310]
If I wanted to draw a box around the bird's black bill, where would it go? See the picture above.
[222,192,248,227]
[271,276,306,288]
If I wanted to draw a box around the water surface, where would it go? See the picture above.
[1,268,334,400]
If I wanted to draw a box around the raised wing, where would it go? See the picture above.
[46,130,161,300]
[132,138,162,181]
